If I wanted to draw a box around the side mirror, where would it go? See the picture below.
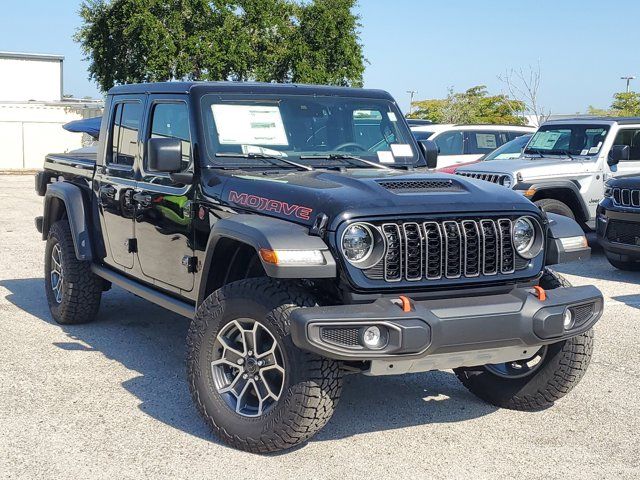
[608,145,630,166]
[419,139,438,169]
[148,137,182,173]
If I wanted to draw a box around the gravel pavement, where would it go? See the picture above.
[1,175,638,480]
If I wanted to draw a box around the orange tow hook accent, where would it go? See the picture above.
[533,286,547,301]
[398,295,412,312]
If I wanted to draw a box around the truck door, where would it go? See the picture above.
[94,98,144,270]
[609,127,640,177]
[133,97,195,292]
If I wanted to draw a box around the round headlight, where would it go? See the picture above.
[341,223,374,264]
[513,216,542,259]
[502,176,512,188]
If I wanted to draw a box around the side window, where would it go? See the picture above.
[465,131,499,155]
[109,102,142,167]
[434,131,464,155]
[149,102,192,170]
[613,129,640,161]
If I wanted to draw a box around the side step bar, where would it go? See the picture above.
[91,265,195,319]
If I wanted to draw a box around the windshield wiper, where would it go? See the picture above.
[525,148,545,158]
[560,150,574,160]
[299,153,391,170]
[214,152,313,171]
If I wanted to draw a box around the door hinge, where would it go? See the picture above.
[182,255,198,273]
[126,238,137,253]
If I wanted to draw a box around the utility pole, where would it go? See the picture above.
[406,90,417,115]
[621,76,636,93]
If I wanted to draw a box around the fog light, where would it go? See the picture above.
[363,326,382,348]
[563,309,575,330]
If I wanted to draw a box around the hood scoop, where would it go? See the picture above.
[376,178,462,194]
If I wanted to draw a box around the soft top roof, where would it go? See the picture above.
[108,81,394,101]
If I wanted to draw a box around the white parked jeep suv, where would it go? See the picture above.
[456,117,640,229]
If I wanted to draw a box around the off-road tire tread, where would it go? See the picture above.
[454,269,594,411]
[186,278,342,453]
[45,220,102,324]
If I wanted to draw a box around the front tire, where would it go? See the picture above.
[187,278,343,453]
[606,257,640,271]
[454,269,594,410]
[534,198,575,219]
[45,219,103,324]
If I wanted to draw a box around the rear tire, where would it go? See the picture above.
[535,198,575,220]
[454,269,594,410]
[187,278,343,453]
[45,219,103,325]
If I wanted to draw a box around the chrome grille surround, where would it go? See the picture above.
[612,188,640,208]
[356,216,538,286]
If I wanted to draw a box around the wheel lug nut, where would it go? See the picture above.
[257,360,264,367]
[248,350,253,356]
[237,358,244,365]
[254,375,259,381]
[242,373,248,379]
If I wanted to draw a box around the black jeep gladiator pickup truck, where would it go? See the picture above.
[35,82,602,453]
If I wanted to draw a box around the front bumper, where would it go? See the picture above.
[597,206,640,261]
[290,285,603,373]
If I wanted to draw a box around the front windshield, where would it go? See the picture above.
[483,134,531,161]
[201,94,419,168]
[524,124,609,157]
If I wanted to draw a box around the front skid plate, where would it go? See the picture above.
[365,345,538,376]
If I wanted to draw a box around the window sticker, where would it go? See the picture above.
[581,149,589,156]
[475,133,497,149]
[377,151,395,163]
[390,143,413,157]
[529,131,563,149]
[589,146,600,154]
[212,104,288,145]
[387,112,398,122]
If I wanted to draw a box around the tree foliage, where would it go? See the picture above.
[588,91,640,117]
[75,0,365,92]
[408,86,526,125]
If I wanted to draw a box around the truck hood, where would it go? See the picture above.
[456,156,599,182]
[204,168,540,229]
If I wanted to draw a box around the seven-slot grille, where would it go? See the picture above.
[366,218,519,283]
[456,172,511,185]
[612,188,640,208]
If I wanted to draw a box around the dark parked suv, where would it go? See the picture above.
[598,175,640,270]
[35,82,602,453]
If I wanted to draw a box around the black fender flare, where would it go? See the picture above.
[516,180,590,222]
[545,212,591,265]
[197,214,336,305]
[42,182,93,261]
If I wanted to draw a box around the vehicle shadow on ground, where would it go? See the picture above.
[1,277,498,451]
[553,248,640,287]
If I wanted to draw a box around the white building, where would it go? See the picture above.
[0,51,103,170]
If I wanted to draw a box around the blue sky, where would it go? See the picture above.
[2,0,639,114]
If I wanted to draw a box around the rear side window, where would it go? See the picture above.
[433,131,464,155]
[149,102,192,170]
[613,128,640,161]
[110,102,142,167]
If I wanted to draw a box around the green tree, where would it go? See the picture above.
[75,0,365,92]
[611,91,640,116]
[408,86,526,125]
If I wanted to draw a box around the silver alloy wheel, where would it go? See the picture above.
[50,243,64,304]
[484,346,548,379]
[211,319,286,417]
